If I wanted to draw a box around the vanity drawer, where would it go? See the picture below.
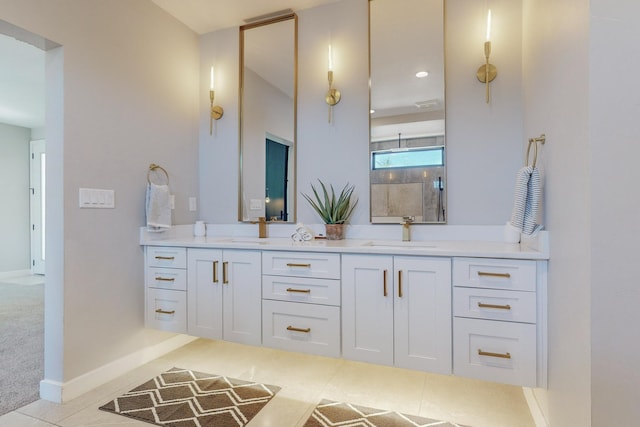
[146,267,187,291]
[146,288,187,333]
[262,299,340,357]
[146,247,187,269]
[262,275,340,306]
[453,317,537,387]
[454,287,536,323]
[262,251,340,279]
[453,258,536,291]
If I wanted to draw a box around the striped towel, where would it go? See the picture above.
[509,166,542,235]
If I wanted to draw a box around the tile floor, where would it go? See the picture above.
[0,338,535,427]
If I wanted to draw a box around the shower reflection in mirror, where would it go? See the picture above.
[370,133,445,223]
[369,0,446,224]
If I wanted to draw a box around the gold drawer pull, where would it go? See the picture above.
[286,263,311,268]
[223,261,229,284]
[155,256,175,260]
[155,309,175,315]
[383,269,388,297]
[213,260,219,283]
[478,349,511,359]
[477,271,511,279]
[286,326,311,333]
[478,302,511,310]
[154,277,175,282]
[286,288,311,294]
[398,270,403,298]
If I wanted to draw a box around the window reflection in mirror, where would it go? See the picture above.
[239,14,297,223]
[369,0,446,224]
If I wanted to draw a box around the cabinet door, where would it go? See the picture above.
[342,254,394,366]
[223,249,262,346]
[187,248,223,339]
[394,256,452,374]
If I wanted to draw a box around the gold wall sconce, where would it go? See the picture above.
[476,10,497,104]
[209,66,224,134]
[325,44,341,122]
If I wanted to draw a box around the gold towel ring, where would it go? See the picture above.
[147,163,169,185]
[526,134,546,169]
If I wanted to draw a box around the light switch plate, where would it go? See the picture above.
[189,197,197,211]
[250,199,263,210]
[79,188,115,209]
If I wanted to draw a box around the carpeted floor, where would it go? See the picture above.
[0,279,44,416]
[100,367,281,426]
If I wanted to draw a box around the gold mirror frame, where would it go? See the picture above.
[369,0,446,224]
[239,13,298,223]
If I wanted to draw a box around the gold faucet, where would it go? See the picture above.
[402,216,414,241]
[258,216,267,238]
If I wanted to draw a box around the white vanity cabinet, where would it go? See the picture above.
[342,254,452,374]
[187,248,262,346]
[142,232,548,388]
[452,258,543,387]
[145,247,188,333]
[261,251,341,357]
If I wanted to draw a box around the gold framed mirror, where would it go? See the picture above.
[239,13,297,223]
[369,0,446,224]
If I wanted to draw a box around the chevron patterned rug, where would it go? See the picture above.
[99,367,280,426]
[303,399,467,427]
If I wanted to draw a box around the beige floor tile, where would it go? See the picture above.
[418,373,535,427]
[57,406,150,426]
[0,411,57,427]
[10,338,535,427]
[16,360,172,424]
[321,359,427,416]
[247,392,316,427]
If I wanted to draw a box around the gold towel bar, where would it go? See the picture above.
[147,163,169,185]
[526,134,546,169]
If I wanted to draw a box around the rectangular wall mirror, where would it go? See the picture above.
[369,0,446,224]
[239,13,297,223]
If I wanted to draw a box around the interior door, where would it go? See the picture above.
[265,138,289,221]
[30,139,45,275]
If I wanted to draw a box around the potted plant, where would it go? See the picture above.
[302,180,358,240]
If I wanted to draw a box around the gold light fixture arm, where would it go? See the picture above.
[476,40,497,103]
[209,89,224,135]
[326,70,341,123]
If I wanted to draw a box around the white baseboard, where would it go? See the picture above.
[523,387,549,427]
[39,334,197,403]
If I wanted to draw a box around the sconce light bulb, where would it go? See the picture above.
[210,66,215,90]
[486,9,492,41]
[328,44,333,71]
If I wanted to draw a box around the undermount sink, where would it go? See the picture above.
[363,241,437,249]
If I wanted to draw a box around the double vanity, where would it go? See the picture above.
[142,227,548,389]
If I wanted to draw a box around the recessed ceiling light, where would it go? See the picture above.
[415,71,429,78]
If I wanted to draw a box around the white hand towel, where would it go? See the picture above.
[509,166,542,236]
[146,183,172,229]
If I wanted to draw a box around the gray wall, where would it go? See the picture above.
[199,0,526,227]
[0,0,200,386]
[0,122,30,273]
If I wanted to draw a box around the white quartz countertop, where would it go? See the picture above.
[140,227,549,260]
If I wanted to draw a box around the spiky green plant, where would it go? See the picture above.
[302,180,358,224]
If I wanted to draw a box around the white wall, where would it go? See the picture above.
[200,0,526,227]
[522,0,591,423]
[0,122,31,273]
[589,0,640,424]
[0,0,200,389]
